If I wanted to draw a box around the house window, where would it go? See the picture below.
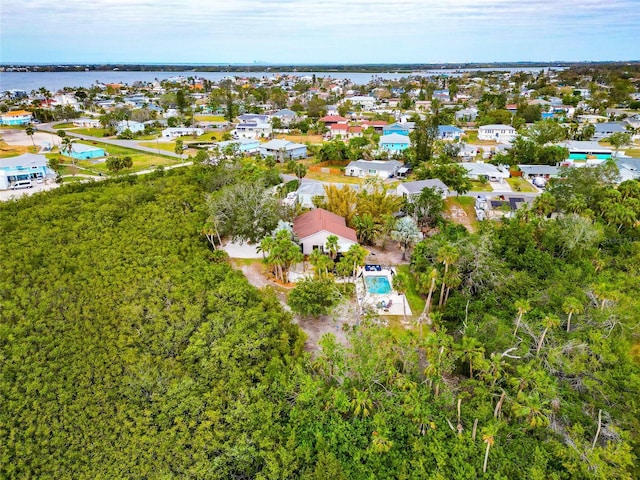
[368,169,377,174]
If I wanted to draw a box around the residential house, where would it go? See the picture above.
[438,125,463,141]
[455,107,478,123]
[238,114,270,124]
[212,139,260,155]
[271,109,298,126]
[558,141,612,162]
[293,208,358,256]
[0,110,33,126]
[162,127,204,138]
[592,122,627,141]
[379,133,411,153]
[0,154,50,190]
[72,118,101,128]
[459,162,510,182]
[346,96,377,110]
[67,143,106,160]
[383,122,410,136]
[345,160,403,179]
[475,194,531,221]
[259,139,307,162]
[233,121,272,139]
[396,179,450,199]
[478,124,517,143]
[360,120,388,133]
[328,124,363,139]
[615,158,640,181]
[319,115,348,127]
[296,180,359,209]
[116,120,145,135]
[518,165,560,179]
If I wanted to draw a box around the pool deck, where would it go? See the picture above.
[359,268,412,317]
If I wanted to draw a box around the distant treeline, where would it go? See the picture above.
[3,61,640,74]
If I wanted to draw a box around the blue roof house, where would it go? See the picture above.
[383,122,410,136]
[438,125,463,141]
[379,133,411,153]
[0,154,51,189]
[116,120,145,135]
[68,143,106,160]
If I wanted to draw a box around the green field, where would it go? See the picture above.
[194,115,226,122]
[395,264,425,320]
[72,141,178,174]
[506,177,536,192]
[73,128,111,137]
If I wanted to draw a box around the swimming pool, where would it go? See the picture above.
[364,275,393,295]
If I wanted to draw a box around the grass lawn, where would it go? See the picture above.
[138,141,180,153]
[0,141,37,158]
[73,128,111,137]
[195,131,227,142]
[396,265,425,320]
[464,130,499,146]
[506,177,536,192]
[195,115,226,122]
[275,133,325,144]
[445,196,478,231]
[72,141,177,174]
[306,171,362,184]
[52,122,76,129]
[470,180,493,191]
[623,148,640,158]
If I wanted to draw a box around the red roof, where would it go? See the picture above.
[331,123,349,131]
[348,126,363,133]
[320,115,348,123]
[293,208,357,242]
[361,120,388,127]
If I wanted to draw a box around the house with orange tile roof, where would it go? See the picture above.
[293,208,358,255]
[0,110,33,126]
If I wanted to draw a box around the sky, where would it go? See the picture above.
[1,0,639,64]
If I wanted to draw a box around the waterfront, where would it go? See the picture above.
[0,66,555,92]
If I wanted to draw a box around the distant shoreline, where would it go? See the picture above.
[2,61,639,74]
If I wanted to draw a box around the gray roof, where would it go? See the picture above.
[272,109,297,118]
[518,165,560,176]
[380,133,411,144]
[0,153,48,168]
[558,141,612,153]
[399,179,449,194]
[347,160,403,171]
[594,122,626,133]
[459,162,509,177]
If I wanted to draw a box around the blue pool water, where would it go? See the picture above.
[364,275,393,295]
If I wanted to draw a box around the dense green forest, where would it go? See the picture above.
[1,165,639,478]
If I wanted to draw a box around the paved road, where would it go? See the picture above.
[37,123,184,159]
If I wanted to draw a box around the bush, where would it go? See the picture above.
[288,278,341,317]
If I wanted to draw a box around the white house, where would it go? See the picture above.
[161,127,204,138]
[259,139,307,162]
[233,121,272,139]
[396,179,450,199]
[74,117,101,128]
[345,160,403,179]
[116,120,145,135]
[459,162,510,182]
[293,208,358,256]
[345,96,377,110]
[478,124,517,143]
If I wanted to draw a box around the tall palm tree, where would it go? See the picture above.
[536,314,560,355]
[562,297,583,332]
[417,268,439,334]
[392,272,408,323]
[25,125,36,151]
[458,336,484,379]
[481,423,499,473]
[513,299,531,336]
[437,244,459,308]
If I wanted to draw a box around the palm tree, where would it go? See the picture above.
[536,314,560,355]
[61,137,74,162]
[562,297,583,332]
[350,388,373,417]
[25,125,36,151]
[392,272,408,323]
[458,336,484,379]
[353,213,380,246]
[417,268,439,334]
[325,235,339,261]
[437,244,459,308]
[481,423,499,473]
[512,391,551,429]
[513,299,531,336]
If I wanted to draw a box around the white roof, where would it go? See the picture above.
[347,159,403,171]
[0,153,48,168]
[479,124,516,131]
[399,179,449,194]
[459,162,509,177]
[380,133,411,144]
